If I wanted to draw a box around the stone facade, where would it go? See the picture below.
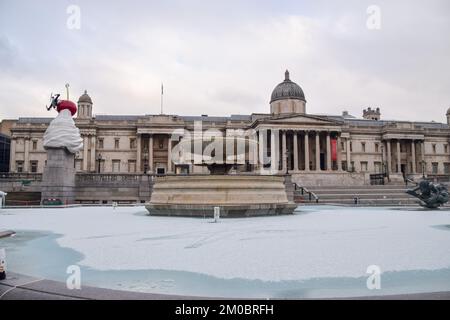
[3,73,450,186]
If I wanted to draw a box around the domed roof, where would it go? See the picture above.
[270,70,305,103]
[78,90,92,104]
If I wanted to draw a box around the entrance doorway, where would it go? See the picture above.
[320,153,325,170]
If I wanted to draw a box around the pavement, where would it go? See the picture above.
[0,272,205,300]
[1,272,449,300]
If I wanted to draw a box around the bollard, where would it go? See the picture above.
[0,248,6,280]
[0,191,7,209]
[214,207,220,223]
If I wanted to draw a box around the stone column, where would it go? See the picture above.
[397,140,401,173]
[167,136,173,173]
[304,131,310,172]
[346,138,351,171]
[270,129,278,173]
[90,136,96,172]
[382,141,387,173]
[293,131,298,172]
[9,138,16,172]
[421,140,425,174]
[136,134,142,172]
[258,130,264,171]
[149,135,154,173]
[251,131,258,171]
[326,132,331,171]
[83,136,89,171]
[315,132,320,171]
[411,140,416,174]
[337,135,342,171]
[282,131,287,172]
[387,140,392,174]
[24,138,30,172]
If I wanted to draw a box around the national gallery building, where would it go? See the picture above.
[3,71,450,186]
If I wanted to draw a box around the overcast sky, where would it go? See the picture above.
[1,0,449,122]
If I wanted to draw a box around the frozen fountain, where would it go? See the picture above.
[146,136,297,217]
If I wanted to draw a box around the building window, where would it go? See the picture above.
[16,161,24,173]
[342,161,347,171]
[32,140,37,151]
[444,163,450,174]
[360,161,368,172]
[128,160,136,173]
[112,160,121,172]
[341,142,345,151]
[114,138,120,150]
[30,161,38,173]
[375,143,379,153]
[350,161,355,172]
[400,143,406,153]
[374,161,381,173]
[130,138,137,149]
[432,162,439,174]
[361,142,366,153]
[159,139,164,149]
[98,138,104,149]
[432,144,437,154]
[349,142,353,152]
[445,145,449,154]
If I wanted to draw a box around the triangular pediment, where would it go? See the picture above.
[258,114,342,126]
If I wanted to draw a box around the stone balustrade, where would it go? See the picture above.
[75,173,152,187]
[0,173,43,181]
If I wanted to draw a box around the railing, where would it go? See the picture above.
[293,183,319,203]
[405,175,418,186]
[0,173,43,181]
[75,173,152,186]
[370,173,386,185]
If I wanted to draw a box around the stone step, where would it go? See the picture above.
[313,199,420,205]
[295,189,408,195]
[304,185,411,190]
[310,194,414,200]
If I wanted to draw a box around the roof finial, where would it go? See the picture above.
[285,69,290,81]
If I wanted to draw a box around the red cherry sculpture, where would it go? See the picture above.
[57,100,77,116]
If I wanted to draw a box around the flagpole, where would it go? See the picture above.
[161,83,163,114]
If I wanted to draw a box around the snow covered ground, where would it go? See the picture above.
[1,205,450,284]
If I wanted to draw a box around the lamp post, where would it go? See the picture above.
[97,153,102,173]
[285,149,289,174]
[143,149,148,174]
[420,160,426,179]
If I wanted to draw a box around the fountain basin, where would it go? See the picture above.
[146,175,296,217]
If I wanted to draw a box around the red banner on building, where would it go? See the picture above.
[331,138,337,161]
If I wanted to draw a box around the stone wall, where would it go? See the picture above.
[291,172,368,187]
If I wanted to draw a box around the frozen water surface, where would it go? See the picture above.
[1,205,449,298]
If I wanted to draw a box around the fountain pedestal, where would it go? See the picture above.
[41,148,76,205]
[146,175,297,217]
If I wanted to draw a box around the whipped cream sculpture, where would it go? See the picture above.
[43,86,83,154]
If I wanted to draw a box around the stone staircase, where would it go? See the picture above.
[294,184,422,206]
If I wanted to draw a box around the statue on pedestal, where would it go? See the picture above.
[41,84,83,205]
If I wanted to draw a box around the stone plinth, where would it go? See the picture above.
[146,175,297,217]
[41,148,76,205]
